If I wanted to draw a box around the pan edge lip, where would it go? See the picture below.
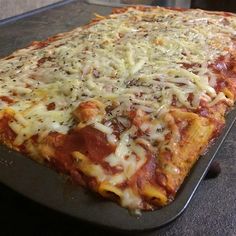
[0,107,235,231]
[0,1,236,229]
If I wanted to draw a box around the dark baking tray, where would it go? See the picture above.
[0,1,236,231]
[1,110,235,232]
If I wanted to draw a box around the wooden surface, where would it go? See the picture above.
[0,0,61,20]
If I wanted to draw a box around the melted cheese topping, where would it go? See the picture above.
[1,7,236,209]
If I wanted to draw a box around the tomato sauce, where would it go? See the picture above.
[211,54,236,96]
[31,35,62,49]
[47,126,117,176]
[0,117,16,142]
[0,96,14,104]
[37,57,52,66]
[129,151,156,189]
[46,102,56,111]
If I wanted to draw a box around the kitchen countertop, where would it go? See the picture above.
[0,1,235,235]
[0,0,62,20]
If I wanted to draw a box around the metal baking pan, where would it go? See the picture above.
[0,0,236,231]
[85,0,191,8]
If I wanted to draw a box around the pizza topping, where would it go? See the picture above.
[1,8,236,117]
[1,7,236,211]
[0,96,14,106]
[46,102,56,111]
[73,100,105,123]
[121,188,142,209]
[105,126,147,179]
[93,122,113,135]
